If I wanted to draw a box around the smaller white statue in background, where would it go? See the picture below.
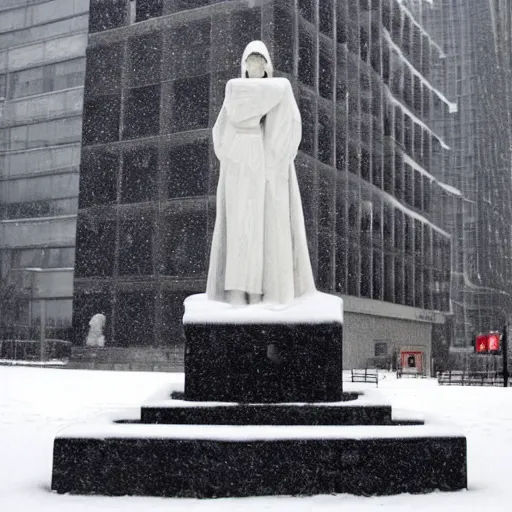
[86,313,106,347]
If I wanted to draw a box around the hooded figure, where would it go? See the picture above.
[207,41,315,305]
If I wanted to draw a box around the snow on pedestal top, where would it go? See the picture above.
[183,292,343,325]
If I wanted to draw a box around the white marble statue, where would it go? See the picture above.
[206,40,316,305]
[85,313,106,347]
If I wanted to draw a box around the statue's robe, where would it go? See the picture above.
[207,75,315,304]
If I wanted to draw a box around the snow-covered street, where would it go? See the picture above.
[1,366,511,511]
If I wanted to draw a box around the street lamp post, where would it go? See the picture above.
[503,324,509,387]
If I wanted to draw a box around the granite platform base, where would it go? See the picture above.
[182,293,345,403]
[51,389,468,498]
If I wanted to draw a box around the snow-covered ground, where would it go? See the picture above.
[0,366,511,511]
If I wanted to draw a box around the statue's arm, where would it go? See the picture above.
[212,81,236,161]
[264,80,302,165]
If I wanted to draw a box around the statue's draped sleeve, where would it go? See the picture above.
[263,80,302,168]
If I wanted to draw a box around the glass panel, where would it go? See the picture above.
[0,74,6,98]
[123,84,161,139]
[136,0,163,21]
[74,217,115,277]
[273,7,293,74]
[45,299,73,329]
[9,66,45,99]
[128,33,162,87]
[118,219,153,276]
[79,149,119,208]
[299,29,315,88]
[161,211,207,276]
[89,0,126,33]
[166,19,211,80]
[319,0,334,36]
[299,93,314,156]
[83,94,120,145]
[121,146,157,203]
[85,45,122,95]
[319,49,333,100]
[166,139,209,198]
[298,0,314,22]
[115,292,155,347]
[170,75,210,133]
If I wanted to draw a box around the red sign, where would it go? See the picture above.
[488,333,500,352]
[400,351,423,372]
[475,334,488,353]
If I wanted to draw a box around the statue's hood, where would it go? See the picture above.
[241,40,273,78]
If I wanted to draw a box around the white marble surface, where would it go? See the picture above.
[206,41,316,305]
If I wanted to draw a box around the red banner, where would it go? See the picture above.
[488,333,500,352]
[475,334,488,353]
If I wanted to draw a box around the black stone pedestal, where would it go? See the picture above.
[183,322,343,402]
[51,293,468,498]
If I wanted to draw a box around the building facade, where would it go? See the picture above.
[0,0,89,340]
[70,0,459,372]
[428,0,512,352]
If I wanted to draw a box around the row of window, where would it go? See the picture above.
[79,140,208,207]
[0,116,82,152]
[0,13,88,50]
[73,202,451,312]
[0,58,85,100]
[0,197,78,221]
[10,246,75,270]
[0,143,81,179]
[74,210,207,279]
[2,88,83,127]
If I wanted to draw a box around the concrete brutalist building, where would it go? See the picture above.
[0,0,89,341]
[68,0,464,373]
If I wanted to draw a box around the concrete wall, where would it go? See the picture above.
[343,312,433,375]
[340,293,439,376]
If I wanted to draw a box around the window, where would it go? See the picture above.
[32,299,73,331]
[299,30,315,88]
[161,211,207,277]
[85,45,122,96]
[317,109,333,165]
[128,33,162,87]
[298,0,314,22]
[166,139,209,198]
[74,218,115,277]
[319,0,333,36]
[115,292,155,346]
[8,66,44,99]
[47,248,75,268]
[89,0,126,33]
[299,93,314,156]
[83,94,120,145]
[136,0,163,21]
[121,147,157,203]
[170,75,210,133]
[79,150,119,208]
[118,219,153,276]
[273,7,293,74]
[375,342,388,357]
[123,84,161,139]
[167,19,211,80]
[0,74,6,98]
[319,50,333,100]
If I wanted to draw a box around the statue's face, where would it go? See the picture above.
[245,53,267,78]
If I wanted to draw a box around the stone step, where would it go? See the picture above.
[52,432,467,497]
[140,400,395,426]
